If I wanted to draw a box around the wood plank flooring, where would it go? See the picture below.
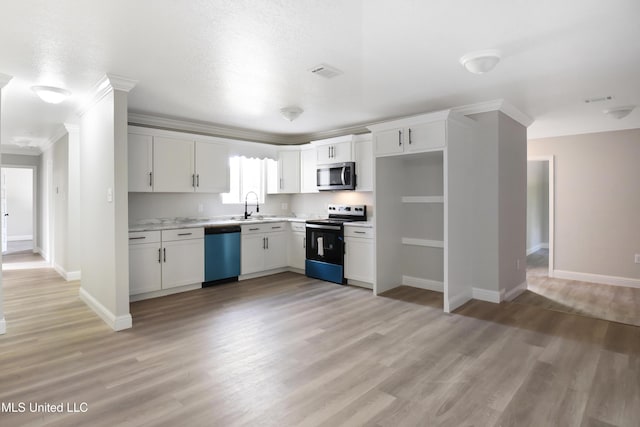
[1,257,639,426]
[515,249,640,326]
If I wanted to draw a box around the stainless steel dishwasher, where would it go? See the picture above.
[203,225,241,286]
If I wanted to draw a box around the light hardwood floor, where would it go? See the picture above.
[515,249,640,326]
[1,256,640,426]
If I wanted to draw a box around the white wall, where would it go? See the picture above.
[290,191,374,219]
[79,87,132,331]
[527,161,548,253]
[529,129,640,281]
[52,135,68,271]
[3,168,33,239]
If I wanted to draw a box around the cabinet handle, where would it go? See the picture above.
[303,237,306,248]
[149,172,153,187]
[266,237,269,249]
[328,146,331,159]
[354,231,366,234]
[249,227,260,231]
[263,237,266,249]
[129,236,146,240]
[197,174,200,187]
[192,174,195,187]
[158,248,161,263]
[280,177,283,189]
[272,226,281,229]
[408,128,412,145]
[177,232,192,236]
[398,130,402,146]
[163,248,166,263]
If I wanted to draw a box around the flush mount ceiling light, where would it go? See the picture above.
[459,49,502,74]
[603,106,635,119]
[31,85,72,104]
[280,106,304,122]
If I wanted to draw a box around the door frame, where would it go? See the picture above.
[527,155,554,276]
[0,164,38,255]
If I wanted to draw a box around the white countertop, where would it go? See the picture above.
[129,216,373,232]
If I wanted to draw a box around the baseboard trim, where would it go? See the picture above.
[552,270,640,289]
[35,247,48,261]
[0,317,5,334]
[53,263,81,281]
[540,243,549,249]
[504,280,528,301]
[472,287,502,303]
[79,287,132,331]
[446,292,472,313]
[7,235,33,242]
[130,283,202,302]
[402,275,444,293]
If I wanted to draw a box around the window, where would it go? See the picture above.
[221,156,270,204]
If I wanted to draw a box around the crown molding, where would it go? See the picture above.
[0,144,41,156]
[78,73,138,116]
[452,99,534,127]
[0,73,12,89]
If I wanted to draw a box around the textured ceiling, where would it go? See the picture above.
[1,0,639,149]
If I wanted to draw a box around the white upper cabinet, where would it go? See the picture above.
[370,111,450,157]
[153,136,195,193]
[268,150,300,194]
[313,136,354,165]
[353,136,373,192]
[128,133,154,192]
[195,141,229,193]
[128,128,230,193]
[300,144,318,193]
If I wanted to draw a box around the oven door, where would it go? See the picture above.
[305,224,344,265]
[316,162,355,191]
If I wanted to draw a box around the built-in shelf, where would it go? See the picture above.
[401,238,444,248]
[401,196,444,203]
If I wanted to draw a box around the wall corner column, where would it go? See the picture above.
[0,73,14,334]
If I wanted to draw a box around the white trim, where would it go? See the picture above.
[347,279,373,290]
[0,317,5,334]
[79,287,132,331]
[7,235,32,242]
[528,155,555,277]
[130,282,202,302]
[401,238,444,248]
[540,243,549,249]
[402,275,444,292]
[78,73,138,116]
[472,287,502,303]
[526,243,543,256]
[452,99,534,127]
[446,292,472,312]
[504,281,528,301]
[552,270,640,289]
[0,145,41,156]
[53,262,81,281]
[39,124,69,153]
[0,73,12,89]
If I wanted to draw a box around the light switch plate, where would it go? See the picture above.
[107,187,113,203]
[635,254,640,264]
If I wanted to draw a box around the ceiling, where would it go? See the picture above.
[1,0,639,151]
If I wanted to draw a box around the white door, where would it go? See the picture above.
[264,232,287,270]
[405,121,446,153]
[374,128,405,156]
[300,146,318,193]
[195,141,229,193]
[129,242,162,295]
[241,234,265,275]
[162,238,204,289]
[279,151,300,193]
[1,169,7,253]
[288,232,306,270]
[153,137,195,192]
[128,133,154,192]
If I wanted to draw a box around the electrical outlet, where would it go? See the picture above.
[106,187,113,203]
[281,203,288,210]
[635,254,640,264]
[198,203,204,213]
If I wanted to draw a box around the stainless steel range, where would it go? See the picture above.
[305,204,367,284]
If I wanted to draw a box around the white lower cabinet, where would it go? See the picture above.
[241,223,287,275]
[344,226,374,286]
[287,222,306,270]
[129,228,204,297]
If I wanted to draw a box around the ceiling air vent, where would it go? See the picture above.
[584,96,613,103]
[310,63,343,79]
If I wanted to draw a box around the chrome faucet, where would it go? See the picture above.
[244,191,259,219]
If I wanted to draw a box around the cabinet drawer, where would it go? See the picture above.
[265,222,286,233]
[162,228,204,242]
[241,223,267,234]
[290,222,305,233]
[344,227,374,238]
[128,230,161,244]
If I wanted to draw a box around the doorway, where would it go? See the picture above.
[525,156,554,277]
[1,166,37,256]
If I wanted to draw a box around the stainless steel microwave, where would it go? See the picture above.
[317,162,356,191]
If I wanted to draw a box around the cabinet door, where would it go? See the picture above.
[153,136,195,192]
[374,128,404,156]
[128,134,153,192]
[331,141,353,163]
[162,238,204,289]
[279,151,300,193]
[195,141,229,193]
[288,232,306,270]
[129,242,162,295]
[354,139,373,192]
[264,232,287,270]
[300,146,318,193]
[241,234,265,275]
[405,121,446,153]
[345,238,374,283]
[316,144,333,165]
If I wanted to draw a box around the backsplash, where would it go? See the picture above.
[289,191,374,219]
